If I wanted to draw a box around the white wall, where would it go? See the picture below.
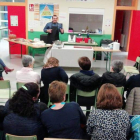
[28,0,115,34]
[138,0,140,10]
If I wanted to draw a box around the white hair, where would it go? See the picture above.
[111,60,123,73]
[22,55,34,67]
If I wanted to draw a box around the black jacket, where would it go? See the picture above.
[40,67,68,103]
[3,101,47,140]
[125,74,140,97]
[101,72,126,87]
[70,71,101,102]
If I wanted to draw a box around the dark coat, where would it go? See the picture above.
[125,74,140,97]
[40,67,68,103]
[70,71,101,104]
[101,72,126,87]
[3,101,47,140]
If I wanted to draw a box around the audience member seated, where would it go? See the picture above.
[0,105,5,130]
[41,81,87,139]
[70,57,101,115]
[125,65,140,98]
[125,87,140,115]
[3,83,47,140]
[40,57,68,103]
[16,55,40,84]
[0,58,14,80]
[87,83,130,140]
[130,115,140,140]
[101,60,126,87]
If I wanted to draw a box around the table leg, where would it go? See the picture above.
[21,44,22,58]
[94,51,97,62]
[108,52,111,72]
[9,43,11,59]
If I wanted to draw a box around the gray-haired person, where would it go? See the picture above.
[16,55,40,84]
[101,60,126,87]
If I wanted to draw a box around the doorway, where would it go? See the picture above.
[114,10,131,52]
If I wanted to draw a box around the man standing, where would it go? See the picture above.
[44,15,64,44]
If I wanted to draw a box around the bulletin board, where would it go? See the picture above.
[28,3,60,30]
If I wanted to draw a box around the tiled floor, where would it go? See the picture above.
[0,39,135,105]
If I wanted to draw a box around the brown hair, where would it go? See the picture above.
[48,81,66,103]
[44,57,59,68]
[52,15,58,19]
[78,57,91,70]
[97,83,123,110]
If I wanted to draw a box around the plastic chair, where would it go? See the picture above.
[6,133,37,140]
[0,80,11,102]
[76,89,98,111]
[124,57,140,76]
[16,82,25,90]
[117,86,124,96]
[48,84,70,107]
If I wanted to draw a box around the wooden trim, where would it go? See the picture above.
[0,2,26,6]
[126,11,133,52]
[25,0,28,54]
[111,0,117,40]
[135,0,138,9]
[116,6,136,10]
[132,0,136,6]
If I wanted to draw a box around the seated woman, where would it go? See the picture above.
[70,56,101,116]
[41,81,87,139]
[87,83,130,140]
[101,60,126,87]
[3,83,47,140]
[16,55,40,84]
[0,58,14,80]
[40,57,68,103]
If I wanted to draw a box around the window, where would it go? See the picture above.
[0,0,25,2]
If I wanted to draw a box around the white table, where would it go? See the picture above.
[52,45,93,67]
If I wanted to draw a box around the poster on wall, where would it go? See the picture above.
[34,3,40,20]
[40,4,54,20]
[54,4,59,17]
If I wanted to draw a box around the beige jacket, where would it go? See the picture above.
[125,87,140,115]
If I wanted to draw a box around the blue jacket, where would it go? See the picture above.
[3,101,47,140]
[44,22,63,33]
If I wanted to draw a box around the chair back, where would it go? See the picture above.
[0,80,11,99]
[136,57,140,63]
[76,89,98,109]
[0,80,11,89]
[6,133,37,140]
[16,82,25,90]
[117,86,124,96]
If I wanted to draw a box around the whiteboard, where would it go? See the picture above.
[68,8,104,33]
[69,14,103,33]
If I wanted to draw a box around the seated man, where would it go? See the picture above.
[101,60,126,87]
[70,57,101,116]
[16,55,40,84]
[0,58,14,80]
[125,65,140,98]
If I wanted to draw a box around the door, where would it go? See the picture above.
[8,6,26,54]
[128,10,140,61]
[114,10,124,43]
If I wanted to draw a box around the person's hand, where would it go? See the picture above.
[60,28,64,33]
[47,29,52,33]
